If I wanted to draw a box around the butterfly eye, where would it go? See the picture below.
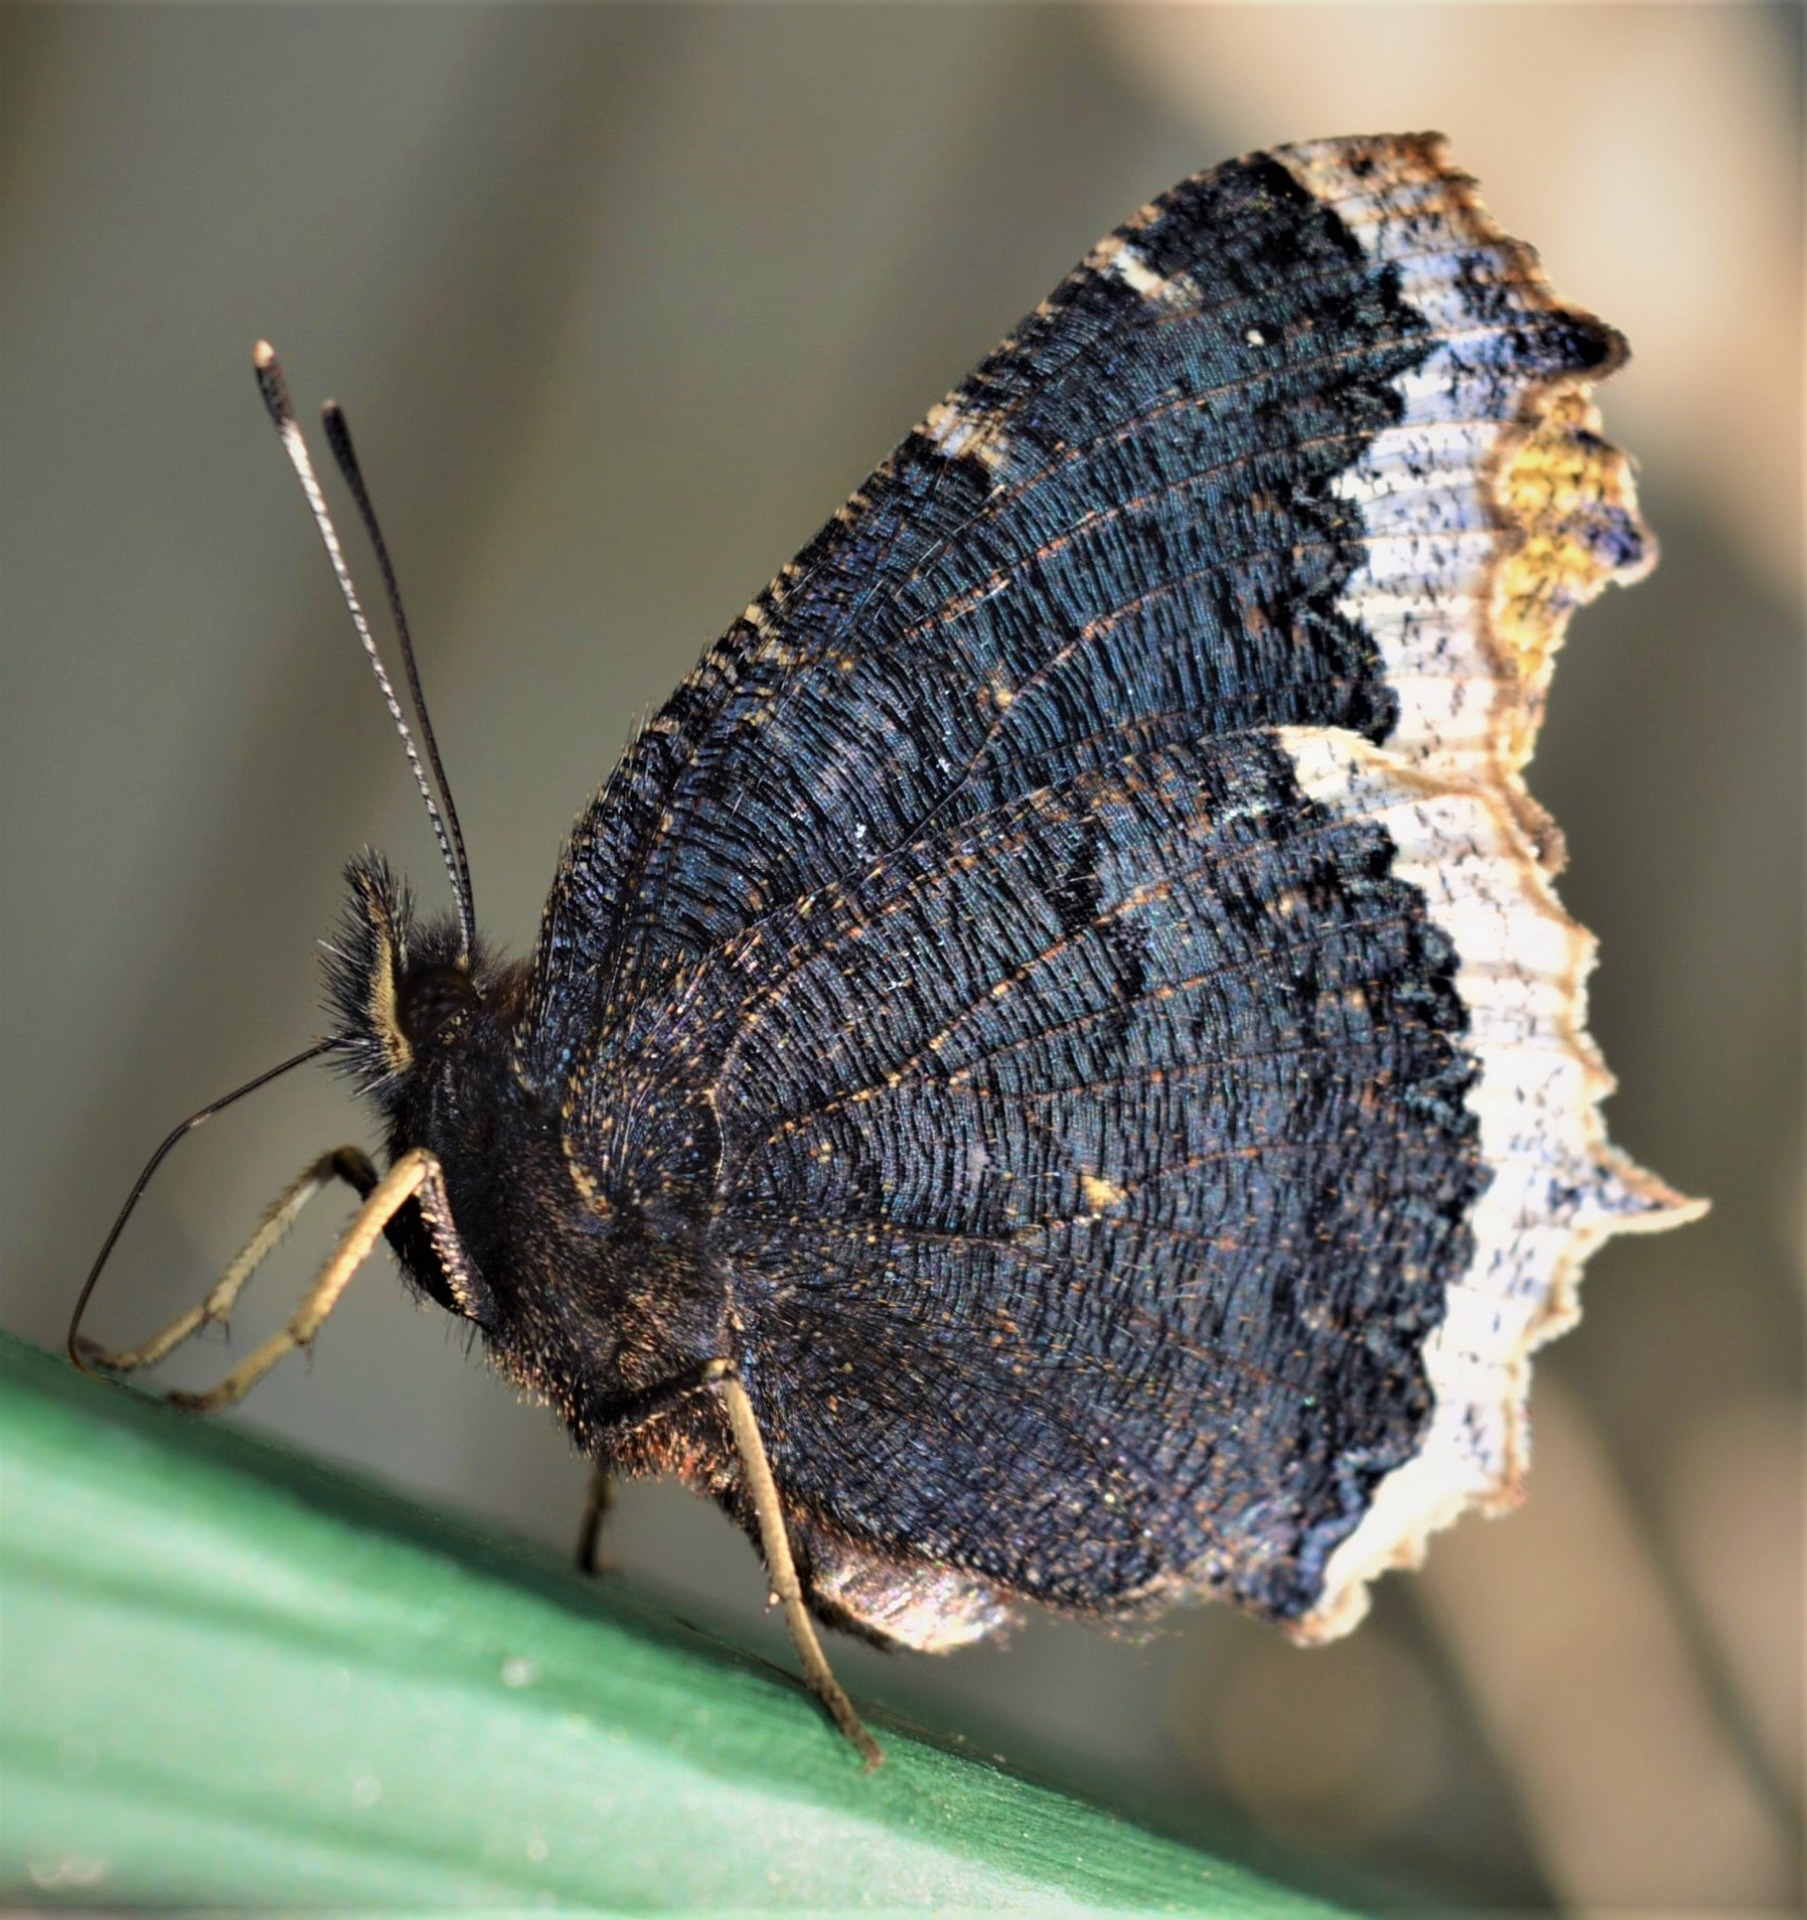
[398,965,474,1046]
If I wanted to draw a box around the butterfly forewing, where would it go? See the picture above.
[518,134,1696,1647]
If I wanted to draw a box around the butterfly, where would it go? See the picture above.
[72,132,1704,1766]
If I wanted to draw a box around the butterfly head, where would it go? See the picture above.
[324,852,519,1110]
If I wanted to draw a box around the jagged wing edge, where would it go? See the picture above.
[1262,136,1705,1639]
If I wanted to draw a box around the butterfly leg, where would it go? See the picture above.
[575,1362,749,1570]
[150,1148,447,1415]
[76,1145,380,1377]
[711,1365,882,1769]
[573,1467,615,1574]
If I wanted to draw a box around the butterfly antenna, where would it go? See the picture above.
[251,342,476,964]
[320,398,476,963]
[66,1037,343,1374]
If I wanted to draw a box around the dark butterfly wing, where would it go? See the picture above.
[528,134,1634,1054]
[531,135,1699,1643]
[582,734,1478,1630]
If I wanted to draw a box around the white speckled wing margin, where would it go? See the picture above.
[1279,730,1703,1641]
[1267,135,1705,1638]
[1277,134,1657,854]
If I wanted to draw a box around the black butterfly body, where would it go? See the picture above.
[313,134,1695,1666]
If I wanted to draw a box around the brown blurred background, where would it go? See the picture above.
[2,6,1799,1911]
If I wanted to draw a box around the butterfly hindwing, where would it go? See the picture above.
[608,733,1483,1629]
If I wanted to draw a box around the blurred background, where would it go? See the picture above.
[2,5,1799,1910]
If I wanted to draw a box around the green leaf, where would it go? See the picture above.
[1,1333,1353,1911]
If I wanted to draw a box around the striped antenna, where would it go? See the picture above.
[251,342,475,962]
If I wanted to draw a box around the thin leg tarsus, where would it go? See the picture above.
[76,1145,379,1376]
[714,1365,882,1769]
[116,1149,444,1416]
[574,1467,615,1575]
